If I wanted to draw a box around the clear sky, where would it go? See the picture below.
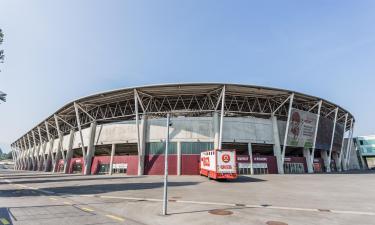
[0,0,375,152]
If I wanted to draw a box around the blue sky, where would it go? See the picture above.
[0,0,375,152]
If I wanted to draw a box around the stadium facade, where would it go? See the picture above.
[10,83,356,175]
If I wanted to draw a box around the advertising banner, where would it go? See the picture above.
[316,117,334,150]
[287,108,318,148]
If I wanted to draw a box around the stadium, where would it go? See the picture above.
[11,83,356,176]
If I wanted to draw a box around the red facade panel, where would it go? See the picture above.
[252,155,278,174]
[181,155,200,175]
[68,157,84,174]
[144,155,177,175]
[285,156,308,173]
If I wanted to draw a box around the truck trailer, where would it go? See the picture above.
[200,149,237,180]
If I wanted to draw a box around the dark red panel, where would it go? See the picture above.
[68,157,84,174]
[253,155,278,174]
[144,155,177,175]
[285,156,308,173]
[181,155,200,175]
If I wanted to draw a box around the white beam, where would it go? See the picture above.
[74,102,87,158]
[218,85,226,149]
[338,113,348,171]
[310,100,322,171]
[327,107,339,172]
[281,93,294,163]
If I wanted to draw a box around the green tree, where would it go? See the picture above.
[5,152,12,160]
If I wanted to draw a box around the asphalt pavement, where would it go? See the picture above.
[1,169,375,225]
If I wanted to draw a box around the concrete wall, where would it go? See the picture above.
[147,117,214,142]
[46,116,277,151]
[95,121,138,145]
[223,117,274,144]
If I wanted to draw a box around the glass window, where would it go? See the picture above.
[361,139,375,145]
[181,142,214,155]
[146,142,177,155]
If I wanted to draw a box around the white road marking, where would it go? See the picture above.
[81,207,95,212]
[106,214,125,222]
[78,194,375,217]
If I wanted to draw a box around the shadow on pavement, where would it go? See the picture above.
[0,181,200,198]
[216,176,266,183]
[2,175,141,185]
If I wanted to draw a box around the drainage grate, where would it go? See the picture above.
[266,221,288,225]
[208,209,233,216]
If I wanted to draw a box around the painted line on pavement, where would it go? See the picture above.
[63,202,72,205]
[81,195,375,217]
[49,197,58,201]
[80,207,95,212]
[0,218,10,225]
[105,214,125,222]
[3,178,56,195]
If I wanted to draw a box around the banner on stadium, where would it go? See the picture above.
[287,108,318,148]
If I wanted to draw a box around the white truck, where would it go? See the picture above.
[200,149,237,180]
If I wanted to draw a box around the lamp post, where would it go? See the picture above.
[162,113,171,215]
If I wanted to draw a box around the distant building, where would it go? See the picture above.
[354,135,375,169]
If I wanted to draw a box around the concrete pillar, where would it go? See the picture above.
[109,143,116,175]
[213,112,220,149]
[177,141,182,176]
[271,116,284,174]
[84,122,97,175]
[248,143,254,175]
[27,149,32,170]
[137,116,147,176]
[332,152,340,172]
[303,148,313,173]
[40,142,47,171]
[53,150,62,173]
[45,140,53,172]
[321,150,330,172]
[64,130,75,174]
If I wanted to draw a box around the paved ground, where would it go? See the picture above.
[0,169,375,225]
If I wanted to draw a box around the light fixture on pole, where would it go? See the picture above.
[0,91,6,103]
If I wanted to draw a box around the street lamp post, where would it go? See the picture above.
[162,113,171,215]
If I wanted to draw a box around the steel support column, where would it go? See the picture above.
[345,121,355,170]
[271,115,283,174]
[109,143,116,175]
[218,85,226,149]
[84,122,97,175]
[338,114,348,172]
[310,100,322,173]
[281,93,294,168]
[327,107,339,172]
[64,130,75,173]
[343,119,353,171]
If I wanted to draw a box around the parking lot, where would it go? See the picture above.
[1,169,375,225]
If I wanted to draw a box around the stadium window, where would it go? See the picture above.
[146,142,177,155]
[181,142,214,154]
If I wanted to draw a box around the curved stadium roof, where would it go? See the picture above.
[12,83,354,148]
